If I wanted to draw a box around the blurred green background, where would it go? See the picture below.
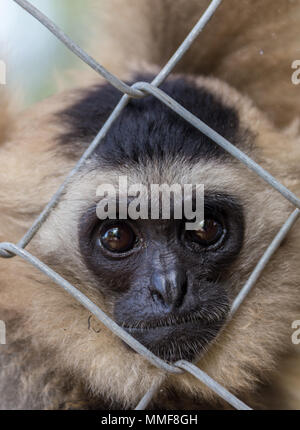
[0,0,94,107]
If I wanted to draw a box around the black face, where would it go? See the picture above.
[79,193,244,363]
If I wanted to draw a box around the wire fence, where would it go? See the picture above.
[1,0,299,410]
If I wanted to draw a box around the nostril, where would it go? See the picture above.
[150,272,167,306]
[150,289,165,305]
[174,277,187,309]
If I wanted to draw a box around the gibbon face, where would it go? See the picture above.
[74,75,246,362]
[79,193,243,362]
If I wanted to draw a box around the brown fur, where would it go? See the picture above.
[0,1,300,409]
[93,0,300,129]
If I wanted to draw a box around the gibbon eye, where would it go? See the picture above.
[187,219,224,247]
[99,222,137,253]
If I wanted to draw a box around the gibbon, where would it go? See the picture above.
[0,0,300,410]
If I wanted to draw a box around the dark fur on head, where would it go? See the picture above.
[58,75,251,165]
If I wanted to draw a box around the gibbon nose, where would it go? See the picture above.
[150,270,187,310]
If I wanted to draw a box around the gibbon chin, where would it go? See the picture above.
[0,0,300,410]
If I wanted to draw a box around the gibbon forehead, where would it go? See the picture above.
[57,74,253,166]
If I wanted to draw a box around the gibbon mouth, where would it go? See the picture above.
[121,308,226,329]
[120,310,228,363]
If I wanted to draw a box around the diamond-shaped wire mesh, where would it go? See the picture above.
[1,0,299,410]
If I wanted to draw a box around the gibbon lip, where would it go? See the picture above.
[121,308,227,331]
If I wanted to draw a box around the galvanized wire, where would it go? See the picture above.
[230,208,300,316]
[151,0,222,87]
[135,379,164,410]
[176,361,252,410]
[1,0,299,411]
